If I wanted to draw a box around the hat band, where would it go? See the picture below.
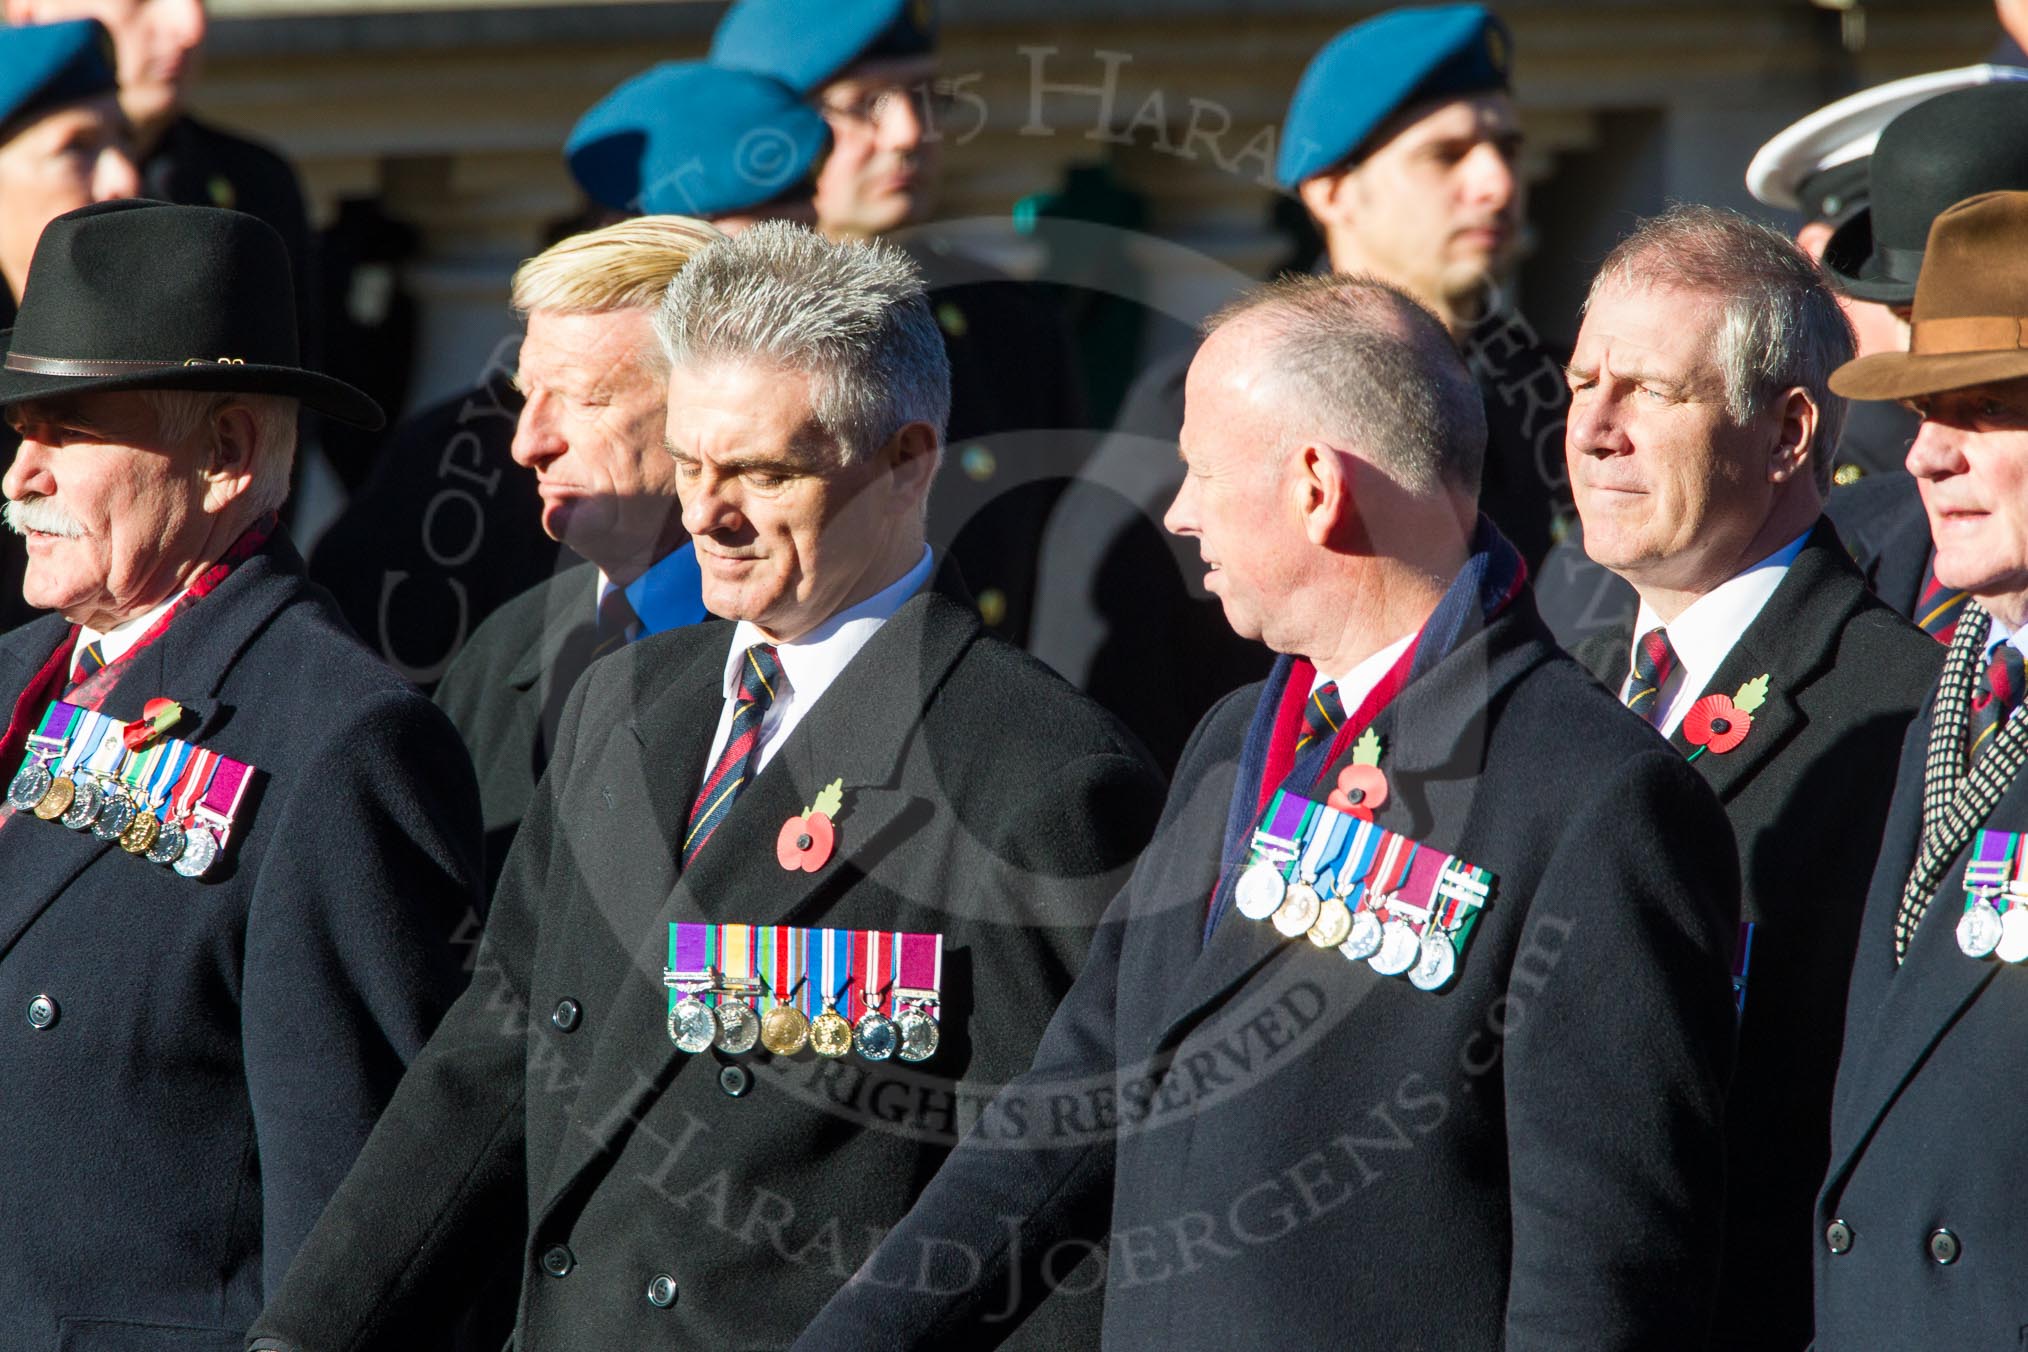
[1911,316,2028,356]
[4,352,197,377]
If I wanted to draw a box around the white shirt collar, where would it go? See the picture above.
[1629,531,1809,736]
[719,546,935,707]
[1311,632,1416,718]
[72,590,185,680]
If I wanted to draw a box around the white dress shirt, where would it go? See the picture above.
[71,590,186,681]
[699,547,935,785]
[1623,532,1809,736]
[1311,633,1416,721]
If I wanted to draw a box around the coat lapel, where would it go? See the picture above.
[0,537,306,961]
[1150,604,1544,1051]
[542,579,981,1209]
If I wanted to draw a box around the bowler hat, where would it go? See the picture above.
[1829,191,2028,402]
[1823,82,2028,306]
[0,199,382,428]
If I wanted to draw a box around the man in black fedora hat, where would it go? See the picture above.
[0,198,485,1349]
[1820,80,2028,635]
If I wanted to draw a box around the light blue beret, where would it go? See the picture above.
[710,0,938,95]
[0,20,115,140]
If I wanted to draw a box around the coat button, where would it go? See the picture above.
[26,995,57,1030]
[1825,1220,1853,1255]
[646,1273,678,1308]
[1928,1228,1961,1265]
[551,999,581,1033]
[540,1244,575,1278]
[719,1064,752,1098]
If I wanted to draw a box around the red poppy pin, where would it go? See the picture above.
[121,698,184,751]
[777,778,844,872]
[1684,674,1770,761]
[1327,729,1388,819]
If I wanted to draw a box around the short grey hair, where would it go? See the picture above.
[141,390,299,518]
[1587,204,1854,492]
[653,221,952,463]
[1206,272,1486,497]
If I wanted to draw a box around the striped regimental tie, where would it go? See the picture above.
[1623,627,1677,725]
[682,643,784,868]
[1296,680,1345,754]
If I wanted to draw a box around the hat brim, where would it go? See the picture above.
[0,333,385,429]
[1821,209,1919,306]
[1829,347,2028,402]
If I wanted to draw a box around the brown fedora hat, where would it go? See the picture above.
[1830,190,2028,402]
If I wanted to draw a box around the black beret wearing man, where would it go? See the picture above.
[249,223,1164,1352]
[1564,206,1941,1352]
[0,200,483,1349]
[794,274,1740,1352]
[1818,81,2028,634]
[1032,2,1570,771]
[1814,192,2028,1350]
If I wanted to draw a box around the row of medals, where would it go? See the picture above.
[1233,856,1458,991]
[666,974,940,1064]
[1956,890,2028,962]
[6,759,219,877]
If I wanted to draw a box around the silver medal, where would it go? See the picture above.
[1339,906,1383,961]
[668,994,718,1053]
[8,761,52,812]
[147,819,188,866]
[1999,906,2028,965]
[1272,881,1322,938]
[60,777,103,830]
[1233,861,1288,921]
[715,999,760,1054]
[1370,919,1420,976]
[896,1006,940,1062]
[1958,900,2005,959]
[853,1010,899,1061]
[1408,932,1458,991]
[172,825,220,878]
[91,794,136,843]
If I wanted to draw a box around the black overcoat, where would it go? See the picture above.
[1815,665,2028,1348]
[794,591,1742,1351]
[1575,521,1942,1351]
[249,579,1166,1351]
[1823,470,1930,623]
[0,535,484,1352]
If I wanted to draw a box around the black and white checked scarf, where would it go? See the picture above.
[1893,601,2028,961]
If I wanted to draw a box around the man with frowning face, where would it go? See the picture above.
[1032,2,1572,774]
[0,199,482,1351]
[794,272,1738,1352]
[251,222,1162,1352]
[1814,191,2028,1350]
[1564,205,1940,1352]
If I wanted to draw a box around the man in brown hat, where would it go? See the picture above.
[1814,190,2028,1350]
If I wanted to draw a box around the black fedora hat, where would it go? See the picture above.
[0,199,383,428]
[1823,81,2028,306]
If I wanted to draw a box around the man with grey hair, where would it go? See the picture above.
[1565,204,1941,1352]
[794,271,1741,1351]
[250,222,1163,1352]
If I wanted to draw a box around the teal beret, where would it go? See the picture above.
[0,20,116,141]
[710,0,938,95]
[567,62,830,218]
[1276,4,1512,190]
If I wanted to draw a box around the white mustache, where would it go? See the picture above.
[3,497,86,539]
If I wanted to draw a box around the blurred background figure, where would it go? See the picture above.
[308,60,827,692]
[0,18,134,633]
[1032,2,1566,770]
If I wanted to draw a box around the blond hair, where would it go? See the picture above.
[510,215,726,317]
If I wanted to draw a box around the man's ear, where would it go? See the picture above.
[201,404,260,514]
[884,420,940,508]
[1767,387,1819,488]
[1297,170,1353,232]
[1298,441,1353,548]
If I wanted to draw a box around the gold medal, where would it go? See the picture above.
[760,1003,810,1055]
[1307,894,1353,948]
[810,1000,852,1058]
[33,776,76,820]
[120,811,161,855]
